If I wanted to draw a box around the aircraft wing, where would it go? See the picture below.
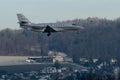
[30,25,57,32]
[44,25,57,32]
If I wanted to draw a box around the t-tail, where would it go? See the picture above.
[17,14,31,28]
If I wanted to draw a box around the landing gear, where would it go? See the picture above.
[47,32,51,36]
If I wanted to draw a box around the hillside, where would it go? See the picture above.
[0,17,120,60]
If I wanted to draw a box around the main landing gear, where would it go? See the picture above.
[47,32,51,36]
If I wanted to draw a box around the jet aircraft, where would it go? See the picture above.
[17,14,84,36]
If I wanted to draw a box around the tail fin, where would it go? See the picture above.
[17,13,31,26]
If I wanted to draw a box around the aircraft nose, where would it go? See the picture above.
[76,26,84,30]
[79,26,84,29]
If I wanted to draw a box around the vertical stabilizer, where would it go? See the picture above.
[17,13,31,26]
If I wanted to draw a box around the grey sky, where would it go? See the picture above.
[0,0,120,29]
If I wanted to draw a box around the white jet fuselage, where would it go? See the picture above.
[23,23,83,32]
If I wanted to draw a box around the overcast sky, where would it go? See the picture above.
[0,0,120,29]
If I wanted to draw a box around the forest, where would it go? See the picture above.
[0,17,120,60]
